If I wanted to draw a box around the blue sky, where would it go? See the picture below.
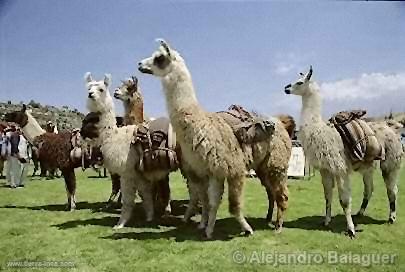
[1,1,404,120]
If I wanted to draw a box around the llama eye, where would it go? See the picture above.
[297,82,304,85]
[154,55,166,66]
[99,88,104,92]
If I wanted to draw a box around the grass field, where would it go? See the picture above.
[0,165,404,272]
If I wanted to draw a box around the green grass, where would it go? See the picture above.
[0,166,404,272]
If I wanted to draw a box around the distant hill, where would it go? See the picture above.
[0,100,85,131]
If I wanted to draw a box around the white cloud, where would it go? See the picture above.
[274,63,296,75]
[272,51,314,76]
[321,72,405,101]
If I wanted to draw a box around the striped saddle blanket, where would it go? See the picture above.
[217,105,275,144]
[329,110,385,162]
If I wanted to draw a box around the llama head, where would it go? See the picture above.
[284,66,314,96]
[84,72,114,113]
[4,104,29,127]
[138,39,183,78]
[113,76,143,104]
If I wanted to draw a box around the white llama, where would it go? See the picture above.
[138,40,253,239]
[84,73,169,228]
[284,66,403,238]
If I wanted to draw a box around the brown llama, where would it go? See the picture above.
[5,105,89,210]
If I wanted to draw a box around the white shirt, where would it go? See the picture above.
[18,135,29,160]
[0,134,5,157]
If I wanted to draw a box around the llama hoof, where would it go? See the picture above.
[323,219,331,227]
[354,212,364,218]
[113,224,124,230]
[274,227,282,234]
[104,202,113,210]
[197,223,207,230]
[388,217,396,224]
[203,231,213,241]
[346,229,356,239]
[201,235,213,241]
[65,205,75,211]
[244,229,254,236]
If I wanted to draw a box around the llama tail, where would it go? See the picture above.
[277,115,296,138]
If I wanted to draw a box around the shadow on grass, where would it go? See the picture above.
[283,214,387,234]
[53,216,119,229]
[0,201,110,212]
[87,176,109,179]
[102,217,271,242]
[50,198,272,241]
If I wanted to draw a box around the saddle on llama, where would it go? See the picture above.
[132,117,179,172]
[70,128,83,164]
[217,105,276,144]
[329,110,384,162]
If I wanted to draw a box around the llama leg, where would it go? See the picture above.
[320,170,334,226]
[205,178,224,239]
[62,168,76,211]
[273,180,288,233]
[382,167,399,224]
[336,176,355,238]
[157,175,171,216]
[265,186,274,223]
[138,179,154,222]
[357,170,374,216]
[257,170,274,222]
[183,179,199,223]
[40,160,47,177]
[228,177,254,236]
[114,178,136,229]
[106,174,121,208]
[197,181,209,230]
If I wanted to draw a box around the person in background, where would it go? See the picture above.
[7,124,20,188]
[46,121,55,133]
[0,128,6,179]
[4,125,14,186]
[16,128,29,187]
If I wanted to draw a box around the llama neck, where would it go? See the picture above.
[162,64,200,119]
[300,82,323,126]
[123,99,144,125]
[23,113,46,143]
[98,108,118,143]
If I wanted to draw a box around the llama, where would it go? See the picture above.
[113,76,145,125]
[4,105,86,210]
[113,75,172,212]
[284,66,403,238]
[138,39,293,238]
[84,72,176,228]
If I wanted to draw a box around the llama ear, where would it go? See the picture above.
[104,74,112,87]
[306,65,313,81]
[156,38,172,57]
[84,72,93,84]
[131,76,138,89]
